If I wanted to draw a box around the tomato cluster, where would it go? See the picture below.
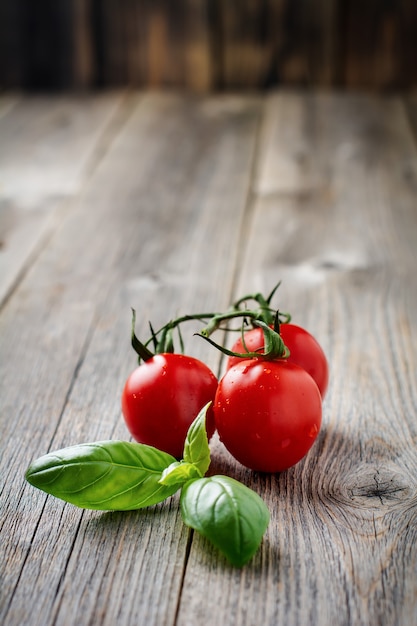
[121,287,328,472]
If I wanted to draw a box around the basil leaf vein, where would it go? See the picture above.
[25,441,179,510]
[180,475,270,567]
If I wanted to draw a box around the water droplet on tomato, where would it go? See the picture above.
[281,438,291,449]
[308,424,319,438]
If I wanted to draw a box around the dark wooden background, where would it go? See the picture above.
[1,0,417,92]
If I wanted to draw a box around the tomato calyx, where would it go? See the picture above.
[130,309,155,362]
[130,308,217,363]
[197,315,290,362]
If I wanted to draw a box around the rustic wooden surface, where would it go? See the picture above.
[1,90,416,626]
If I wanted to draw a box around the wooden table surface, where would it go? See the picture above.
[1,90,417,626]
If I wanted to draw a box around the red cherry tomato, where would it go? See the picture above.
[226,323,329,397]
[214,359,322,472]
[122,353,218,458]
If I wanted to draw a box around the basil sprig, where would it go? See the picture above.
[25,403,270,567]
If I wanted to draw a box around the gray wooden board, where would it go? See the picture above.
[1,91,416,626]
[0,92,125,307]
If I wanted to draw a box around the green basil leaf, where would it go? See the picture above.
[180,475,270,567]
[25,441,179,510]
[182,402,211,476]
[159,461,202,487]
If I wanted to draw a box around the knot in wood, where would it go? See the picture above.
[336,464,413,511]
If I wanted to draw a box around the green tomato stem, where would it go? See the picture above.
[131,309,155,361]
[131,283,291,358]
[196,320,290,361]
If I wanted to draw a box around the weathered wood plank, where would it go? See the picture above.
[0,93,261,625]
[177,92,417,625]
[0,92,126,307]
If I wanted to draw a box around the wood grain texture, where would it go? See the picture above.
[0,92,125,307]
[1,91,416,626]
